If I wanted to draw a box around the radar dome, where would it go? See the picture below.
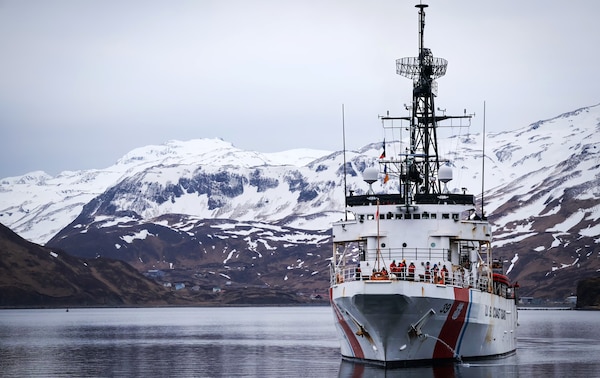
[363,167,379,184]
[438,164,453,183]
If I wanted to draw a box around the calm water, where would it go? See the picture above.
[0,307,598,377]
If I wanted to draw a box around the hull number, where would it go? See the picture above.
[485,305,507,320]
[440,303,452,314]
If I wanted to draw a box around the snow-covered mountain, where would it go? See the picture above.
[1,104,600,299]
[0,138,336,244]
[482,105,600,298]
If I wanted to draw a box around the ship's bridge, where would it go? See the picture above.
[345,193,475,207]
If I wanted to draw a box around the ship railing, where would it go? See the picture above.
[331,265,359,286]
[332,264,472,287]
[376,247,449,264]
[331,265,516,299]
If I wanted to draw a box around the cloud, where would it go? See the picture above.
[1,0,599,177]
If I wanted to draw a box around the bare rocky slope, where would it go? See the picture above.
[0,223,177,307]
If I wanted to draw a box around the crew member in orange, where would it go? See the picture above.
[390,260,397,273]
[441,265,449,284]
[399,259,406,279]
[408,261,415,280]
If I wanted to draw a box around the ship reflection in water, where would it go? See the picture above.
[338,358,517,378]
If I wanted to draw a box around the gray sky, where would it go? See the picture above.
[1,0,599,178]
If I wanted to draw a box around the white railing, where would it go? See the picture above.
[375,247,449,264]
[331,265,516,299]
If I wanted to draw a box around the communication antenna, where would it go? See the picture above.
[481,101,486,219]
[342,104,348,221]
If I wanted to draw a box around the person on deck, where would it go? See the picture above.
[408,261,415,280]
[441,265,449,284]
[399,259,406,279]
[425,262,431,282]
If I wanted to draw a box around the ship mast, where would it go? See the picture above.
[395,4,448,196]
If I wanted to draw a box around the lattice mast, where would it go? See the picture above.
[396,4,447,196]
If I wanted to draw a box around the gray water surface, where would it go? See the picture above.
[1,307,598,377]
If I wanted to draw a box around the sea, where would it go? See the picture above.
[0,306,598,377]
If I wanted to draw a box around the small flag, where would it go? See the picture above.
[383,164,389,184]
[379,140,386,159]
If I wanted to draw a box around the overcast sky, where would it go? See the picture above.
[1,0,599,178]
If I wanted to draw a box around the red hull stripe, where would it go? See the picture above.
[330,288,365,359]
[433,287,470,359]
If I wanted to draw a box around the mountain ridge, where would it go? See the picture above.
[2,104,600,300]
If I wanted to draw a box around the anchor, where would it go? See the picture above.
[408,308,465,363]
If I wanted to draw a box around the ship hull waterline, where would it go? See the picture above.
[330,280,518,367]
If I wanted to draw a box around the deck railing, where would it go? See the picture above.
[331,265,516,299]
[374,247,449,264]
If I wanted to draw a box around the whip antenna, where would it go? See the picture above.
[342,104,348,221]
[481,101,486,219]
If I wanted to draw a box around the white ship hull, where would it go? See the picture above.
[330,279,517,366]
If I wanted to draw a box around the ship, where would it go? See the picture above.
[329,4,518,367]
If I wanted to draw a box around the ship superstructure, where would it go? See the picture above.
[329,4,518,366]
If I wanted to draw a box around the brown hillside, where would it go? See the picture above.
[0,223,177,307]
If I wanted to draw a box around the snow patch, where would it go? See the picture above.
[546,211,585,233]
[121,229,154,243]
[223,249,237,264]
[579,223,600,238]
[505,253,519,275]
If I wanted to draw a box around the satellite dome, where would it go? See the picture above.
[438,164,453,183]
[363,167,379,184]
